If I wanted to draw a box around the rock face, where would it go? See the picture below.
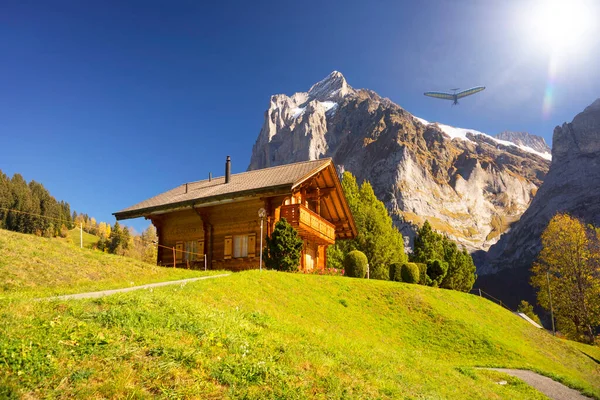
[478,99,600,308]
[494,131,551,156]
[248,71,550,252]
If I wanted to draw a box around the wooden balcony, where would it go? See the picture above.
[280,204,336,245]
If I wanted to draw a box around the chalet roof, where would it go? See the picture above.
[114,159,333,220]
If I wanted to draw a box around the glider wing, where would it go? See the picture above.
[424,91,455,101]
[456,86,485,99]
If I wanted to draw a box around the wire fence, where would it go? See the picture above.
[0,206,72,223]
[1,206,209,270]
[156,242,207,270]
[470,288,514,311]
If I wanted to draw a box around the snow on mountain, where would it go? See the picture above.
[249,71,551,253]
[415,117,552,161]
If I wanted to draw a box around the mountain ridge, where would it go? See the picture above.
[249,71,550,252]
[494,131,551,156]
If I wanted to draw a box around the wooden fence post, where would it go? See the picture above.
[173,247,176,268]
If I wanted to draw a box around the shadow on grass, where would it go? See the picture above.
[580,350,600,365]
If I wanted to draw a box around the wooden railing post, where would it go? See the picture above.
[173,247,176,268]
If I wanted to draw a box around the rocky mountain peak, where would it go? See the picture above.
[479,97,600,308]
[553,98,600,161]
[584,98,600,113]
[249,72,551,253]
[494,131,551,155]
[307,71,355,101]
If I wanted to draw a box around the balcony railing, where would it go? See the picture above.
[280,204,335,244]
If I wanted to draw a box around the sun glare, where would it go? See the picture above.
[520,0,597,117]
[529,0,595,54]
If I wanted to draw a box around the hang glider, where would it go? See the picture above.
[424,86,485,105]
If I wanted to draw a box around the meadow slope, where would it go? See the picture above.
[1,266,599,398]
[0,228,220,297]
[67,227,100,250]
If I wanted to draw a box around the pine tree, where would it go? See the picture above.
[411,220,476,292]
[264,218,303,272]
[0,170,73,237]
[0,171,11,229]
[412,221,444,264]
[109,222,123,254]
[327,172,407,279]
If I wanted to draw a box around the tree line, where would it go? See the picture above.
[98,221,158,264]
[0,170,73,237]
[0,170,157,264]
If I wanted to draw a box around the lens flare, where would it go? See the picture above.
[542,55,558,118]
[525,0,596,117]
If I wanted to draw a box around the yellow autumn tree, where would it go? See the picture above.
[531,213,600,344]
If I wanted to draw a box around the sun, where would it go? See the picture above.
[528,0,595,55]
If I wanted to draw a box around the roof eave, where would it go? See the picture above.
[113,183,293,221]
[291,158,332,190]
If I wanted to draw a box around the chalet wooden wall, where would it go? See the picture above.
[150,190,337,272]
[152,198,270,270]
[206,198,264,271]
[153,208,205,267]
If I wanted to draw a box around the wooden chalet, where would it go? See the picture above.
[113,157,357,272]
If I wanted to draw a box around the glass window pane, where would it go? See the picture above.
[233,235,248,258]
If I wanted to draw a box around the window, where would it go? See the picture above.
[184,240,197,261]
[233,235,248,258]
[225,233,256,260]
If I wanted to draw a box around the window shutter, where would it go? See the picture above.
[224,235,232,260]
[175,241,183,263]
[248,234,256,258]
[197,240,205,259]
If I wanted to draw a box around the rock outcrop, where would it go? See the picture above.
[249,71,550,252]
[478,98,600,308]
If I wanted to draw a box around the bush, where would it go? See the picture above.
[389,262,402,282]
[415,263,428,284]
[344,250,368,278]
[400,263,420,284]
[426,259,448,287]
[370,264,389,280]
[263,218,303,272]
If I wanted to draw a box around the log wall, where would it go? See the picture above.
[151,192,333,272]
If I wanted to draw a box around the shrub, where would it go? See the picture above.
[426,259,448,287]
[263,218,303,272]
[370,264,389,280]
[389,262,402,282]
[415,263,428,285]
[400,263,420,284]
[344,250,368,278]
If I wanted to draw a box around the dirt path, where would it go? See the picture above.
[484,368,593,400]
[36,273,231,301]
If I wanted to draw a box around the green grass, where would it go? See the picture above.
[0,228,223,298]
[67,228,100,249]
[1,267,599,398]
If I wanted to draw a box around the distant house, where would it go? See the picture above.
[113,157,357,272]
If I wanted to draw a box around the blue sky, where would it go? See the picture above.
[2,0,599,233]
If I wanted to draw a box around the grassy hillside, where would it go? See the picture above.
[1,268,598,398]
[67,227,99,249]
[0,228,221,297]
